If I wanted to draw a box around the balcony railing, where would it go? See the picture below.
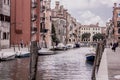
[31,27,37,34]
[40,6,45,12]
[32,2,37,8]
[40,28,48,33]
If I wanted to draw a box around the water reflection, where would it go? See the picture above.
[0,48,93,80]
[0,58,29,80]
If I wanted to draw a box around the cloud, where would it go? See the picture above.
[52,0,120,10]
[79,11,105,26]
[51,0,120,26]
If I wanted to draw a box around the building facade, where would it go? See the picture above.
[11,0,41,46]
[51,1,81,45]
[80,23,103,42]
[113,3,120,42]
[51,1,67,45]
[0,0,10,48]
[40,0,52,48]
[106,20,114,44]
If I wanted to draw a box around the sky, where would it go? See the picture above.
[51,0,120,26]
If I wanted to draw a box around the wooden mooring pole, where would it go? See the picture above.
[29,41,38,80]
[91,41,105,80]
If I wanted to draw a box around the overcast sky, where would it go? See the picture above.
[51,0,120,26]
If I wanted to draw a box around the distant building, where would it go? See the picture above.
[113,3,120,42]
[51,1,67,44]
[106,20,114,44]
[10,0,41,46]
[80,23,103,42]
[0,0,10,48]
[51,1,81,45]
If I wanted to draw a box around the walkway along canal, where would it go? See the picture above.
[0,47,93,80]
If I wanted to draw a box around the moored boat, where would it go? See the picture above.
[86,53,95,62]
[0,52,16,61]
[15,51,30,58]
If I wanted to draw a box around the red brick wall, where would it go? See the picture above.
[10,0,31,46]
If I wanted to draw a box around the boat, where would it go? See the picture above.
[0,52,16,61]
[38,48,55,55]
[15,51,30,58]
[86,53,95,62]
[86,48,96,62]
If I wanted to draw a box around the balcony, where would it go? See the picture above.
[31,14,37,22]
[40,17,45,22]
[31,27,37,34]
[40,6,45,12]
[117,21,120,27]
[40,13,45,18]
[40,28,48,33]
[32,2,37,8]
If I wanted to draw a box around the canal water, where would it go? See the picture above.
[0,48,93,80]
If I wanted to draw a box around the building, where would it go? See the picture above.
[0,0,10,48]
[10,0,41,46]
[51,1,81,45]
[113,3,120,42]
[40,0,52,48]
[51,1,67,45]
[106,20,114,44]
[80,23,103,42]
[67,17,78,44]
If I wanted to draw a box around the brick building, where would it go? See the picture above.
[113,3,120,42]
[10,0,41,46]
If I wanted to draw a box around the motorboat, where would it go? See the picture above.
[86,48,96,62]
[86,53,95,62]
[0,52,16,61]
[15,51,30,58]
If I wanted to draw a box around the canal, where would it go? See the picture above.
[0,47,93,80]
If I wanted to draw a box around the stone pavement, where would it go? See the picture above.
[96,47,120,80]
[107,47,120,80]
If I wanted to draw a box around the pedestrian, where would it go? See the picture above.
[20,40,24,48]
[111,42,118,52]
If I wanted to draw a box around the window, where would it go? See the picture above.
[3,32,7,39]
[118,28,120,34]
[7,0,10,5]
[69,39,71,42]
[4,0,6,4]
[117,21,120,27]
[0,14,4,21]
[118,37,120,39]
[5,16,10,22]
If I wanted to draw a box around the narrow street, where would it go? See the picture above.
[0,48,93,80]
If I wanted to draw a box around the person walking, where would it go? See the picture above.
[20,40,24,48]
[111,42,118,52]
